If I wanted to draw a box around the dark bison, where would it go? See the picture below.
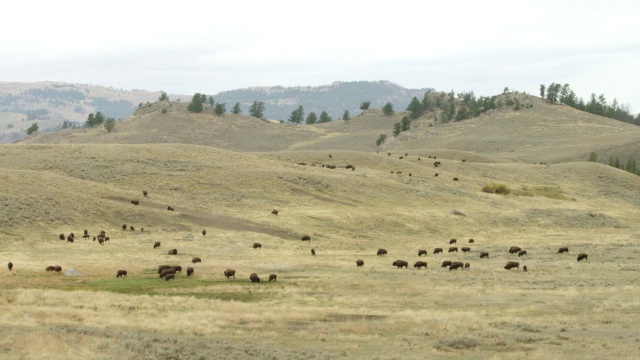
[167,206,174,211]
[192,257,201,263]
[449,261,464,270]
[356,259,364,267]
[46,266,56,272]
[59,233,65,240]
[469,239,475,243]
[448,247,458,253]
[7,262,12,271]
[253,243,262,249]
[271,209,279,215]
[186,267,194,277]
[269,274,277,282]
[165,274,175,281]
[377,248,387,256]
[97,237,104,245]
[131,200,139,205]
[558,247,569,253]
[158,265,171,274]
[523,265,528,272]
[54,265,62,273]
[504,261,520,270]
[311,248,316,256]
[392,260,409,269]
[449,239,457,244]
[441,261,452,268]
[160,268,176,278]
[143,190,148,197]
[433,248,443,254]
[301,235,311,241]
[434,173,439,177]
[518,250,527,257]
[116,270,127,278]
[479,251,489,259]
[249,273,261,283]
[434,161,441,167]
[154,242,161,249]
[399,156,404,159]
[171,266,182,273]
[509,246,521,254]
[122,224,127,230]
[453,177,459,181]
[464,262,470,269]
[461,247,471,253]
[168,249,178,255]
[93,236,96,241]
[130,226,135,231]
[418,249,427,257]
[202,230,206,236]
[83,230,89,239]
[577,253,588,262]
[346,164,354,169]
[224,269,236,278]
[414,261,427,269]
[67,235,74,243]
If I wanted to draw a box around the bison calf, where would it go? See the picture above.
[202,230,206,236]
[469,239,475,243]
[577,253,588,262]
[518,250,527,257]
[271,209,279,215]
[154,242,161,249]
[116,270,127,278]
[356,260,364,267]
[414,261,427,269]
[269,274,277,282]
[464,262,470,269]
[165,274,175,281]
[224,269,236,278]
[311,248,316,256]
[8,262,13,271]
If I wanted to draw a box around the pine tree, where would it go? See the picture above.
[214,103,226,115]
[539,84,545,98]
[249,101,265,118]
[158,91,169,101]
[376,134,387,146]
[406,96,423,119]
[318,111,332,123]
[359,101,371,110]
[306,112,318,124]
[104,118,116,132]
[382,102,394,116]
[26,122,39,135]
[401,116,411,131]
[232,102,242,114]
[393,122,402,136]
[342,110,350,121]
[208,96,215,107]
[288,105,304,124]
[187,93,204,112]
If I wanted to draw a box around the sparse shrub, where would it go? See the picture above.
[588,152,598,162]
[376,134,387,146]
[104,118,116,132]
[505,98,515,106]
[26,122,39,135]
[435,335,479,350]
[482,182,511,194]
[161,109,167,114]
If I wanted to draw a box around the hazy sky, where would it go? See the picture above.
[2,0,639,112]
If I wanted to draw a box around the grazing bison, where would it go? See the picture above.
[59,233,65,240]
[104,237,110,242]
[388,153,391,156]
[448,247,458,253]
[479,251,489,259]
[271,209,279,215]
[469,239,475,243]
[433,248,443,254]
[131,200,139,205]
[434,161,441,167]
[67,235,74,243]
[8,262,13,271]
[158,265,172,274]
[577,253,588,262]
[167,206,174,211]
[523,265,528,272]
[414,261,428,269]
[392,260,409,269]
[453,177,459,181]
[83,230,89,239]
[45,266,56,272]
[558,247,569,253]
[249,273,261,283]
[93,236,96,241]
[301,235,311,241]
[356,260,364,267]
[434,173,439,177]
[202,230,206,236]
[224,269,236,278]
[509,246,522,254]
[143,190,148,197]
[116,270,127,278]
[464,262,470,269]
[98,237,104,245]
[192,257,202,263]
[311,248,316,256]
[54,265,62,273]
[165,274,175,281]
[449,261,464,270]
[160,268,176,278]
[346,165,354,169]
[377,248,388,256]
[418,249,428,257]
[253,243,262,249]
[441,261,452,268]
[122,224,127,231]
[168,249,178,255]
[154,242,161,249]
[518,250,527,257]
[171,266,182,273]
[399,156,404,159]
[504,261,520,270]
[449,239,457,244]
[130,226,135,231]
[186,267,194,277]
[461,247,471,253]
[269,274,277,282]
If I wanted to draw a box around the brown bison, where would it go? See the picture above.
[59,233,65,240]
[558,247,569,253]
[469,239,475,243]
[449,239,457,244]
[461,247,471,253]
[464,262,470,269]
[356,260,364,267]
[271,209,279,215]
[449,261,464,270]
[434,173,439,177]
[165,274,175,281]
[130,226,135,231]
[523,265,528,272]
[448,247,458,253]
[46,266,56,272]
[433,248,443,254]
[269,274,277,282]
[253,243,262,249]
[67,235,74,243]
[54,265,62,273]
[509,246,521,254]
[504,261,520,270]
[168,249,177,255]
[577,253,588,262]
[414,261,428,269]
[192,257,202,263]
[399,156,404,159]
[143,190,148,197]
[453,177,459,181]
[202,230,206,236]
[224,269,236,278]
[131,200,139,205]
[160,268,176,278]
[167,206,174,211]
[171,266,182,273]
[158,265,171,274]
[392,260,409,269]
[154,242,161,249]
[83,230,89,239]
[249,273,261,283]
[122,224,127,230]
[434,161,441,167]
[301,235,311,241]
[93,236,96,241]
[186,267,194,277]
[518,250,527,257]
[8,262,13,271]
[480,251,489,258]
[418,249,427,257]
[346,164,354,169]
[311,248,316,256]
[98,237,104,245]
[441,261,452,268]
[116,270,127,278]
[377,248,388,256]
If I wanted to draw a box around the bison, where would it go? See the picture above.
[301,235,311,241]
[449,261,464,270]
[434,173,439,177]
[45,266,56,272]
[83,229,89,239]
[434,161,441,167]
[249,273,261,283]
[116,270,127,278]
[577,253,588,262]
[558,247,569,253]
[414,261,428,269]
[518,250,527,257]
[168,249,178,255]
[449,239,457,244]
[154,242,161,249]
[54,265,62,273]
[130,226,135,231]
[171,266,182,273]
[269,274,277,282]
[253,243,262,249]
[469,239,475,243]
[433,248,443,254]
[59,233,65,240]
[7,262,13,271]
[441,261,452,268]
[523,265,528,272]
[509,246,521,254]
[448,247,458,253]
[192,257,202,263]
[165,274,175,281]
[311,248,316,256]
[224,269,236,278]
[271,209,279,215]
[202,230,206,236]
[504,261,520,270]
[356,259,364,267]
[160,268,176,278]
[418,249,428,257]
[453,177,459,181]
[67,235,74,243]
[464,262,470,269]
[158,265,172,274]
[377,248,387,256]
[461,247,471,253]
[392,260,409,269]
[122,224,127,231]
[131,200,139,205]
[167,206,174,211]
[186,267,194,277]
[479,251,489,259]
[143,190,148,197]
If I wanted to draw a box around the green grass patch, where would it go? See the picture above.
[482,182,511,194]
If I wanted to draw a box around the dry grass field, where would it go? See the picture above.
[2,98,640,359]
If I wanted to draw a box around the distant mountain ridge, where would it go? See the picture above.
[213,80,433,121]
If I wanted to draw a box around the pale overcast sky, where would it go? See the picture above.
[2,0,638,112]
